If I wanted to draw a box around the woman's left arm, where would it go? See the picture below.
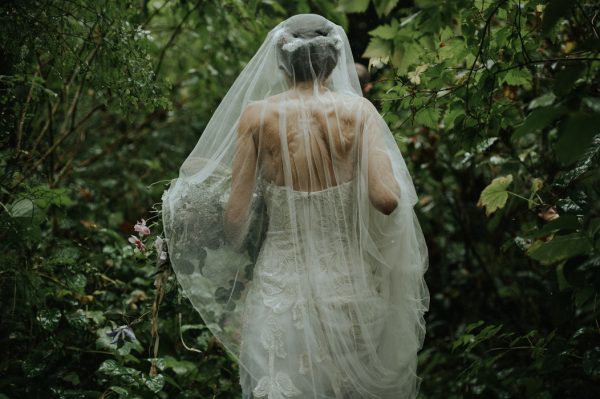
[224,103,259,245]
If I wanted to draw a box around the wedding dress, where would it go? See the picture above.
[162,14,429,399]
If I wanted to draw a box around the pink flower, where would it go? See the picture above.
[134,219,151,237]
[128,235,146,252]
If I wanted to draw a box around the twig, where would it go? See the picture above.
[465,0,509,115]
[16,69,40,152]
[153,1,202,80]
[516,0,532,63]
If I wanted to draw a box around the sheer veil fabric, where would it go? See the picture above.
[162,14,429,399]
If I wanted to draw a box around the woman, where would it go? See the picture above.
[162,14,429,399]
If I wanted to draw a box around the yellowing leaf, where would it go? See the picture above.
[477,174,513,216]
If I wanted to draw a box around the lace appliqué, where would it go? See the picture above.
[253,315,302,398]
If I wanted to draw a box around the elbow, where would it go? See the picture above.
[370,181,400,215]
[376,197,398,215]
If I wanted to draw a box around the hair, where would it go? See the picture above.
[276,14,341,83]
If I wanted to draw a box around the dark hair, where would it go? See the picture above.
[276,14,340,83]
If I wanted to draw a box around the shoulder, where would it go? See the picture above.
[239,101,265,134]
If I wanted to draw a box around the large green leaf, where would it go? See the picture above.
[555,113,600,165]
[362,37,392,59]
[512,106,567,140]
[527,233,593,264]
[477,174,513,216]
[369,22,397,39]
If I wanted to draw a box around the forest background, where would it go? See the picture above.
[1,0,599,398]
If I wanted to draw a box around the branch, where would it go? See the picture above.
[465,0,509,115]
[16,69,40,152]
[153,1,201,80]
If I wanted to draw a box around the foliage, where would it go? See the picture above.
[356,0,600,397]
[0,0,345,397]
[1,0,598,398]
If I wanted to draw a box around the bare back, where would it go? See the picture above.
[247,89,366,191]
[225,88,399,235]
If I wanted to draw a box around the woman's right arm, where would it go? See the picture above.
[362,99,400,215]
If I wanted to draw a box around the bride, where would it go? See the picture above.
[162,14,429,399]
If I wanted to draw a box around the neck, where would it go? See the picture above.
[292,80,328,92]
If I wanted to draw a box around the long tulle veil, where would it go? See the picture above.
[162,14,429,398]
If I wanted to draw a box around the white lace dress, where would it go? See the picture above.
[239,180,389,399]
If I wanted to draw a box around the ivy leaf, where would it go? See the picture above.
[477,174,513,216]
[527,233,593,264]
[143,373,165,393]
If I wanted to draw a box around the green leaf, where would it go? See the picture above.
[143,373,165,393]
[583,347,600,377]
[555,134,600,185]
[528,93,556,110]
[582,97,600,112]
[8,198,34,218]
[527,233,593,264]
[373,0,399,17]
[339,0,370,13]
[512,106,567,140]
[109,386,129,397]
[555,113,600,165]
[362,38,392,59]
[37,309,62,331]
[500,68,533,89]
[477,174,513,216]
[161,356,198,375]
[369,23,397,39]
[414,107,439,129]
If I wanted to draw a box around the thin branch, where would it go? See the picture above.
[26,78,86,176]
[153,1,202,80]
[465,0,509,115]
[142,0,172,28]
[16,69,40,152]
[516,0,532,64]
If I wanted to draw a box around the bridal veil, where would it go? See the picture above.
[162,14,429,398]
